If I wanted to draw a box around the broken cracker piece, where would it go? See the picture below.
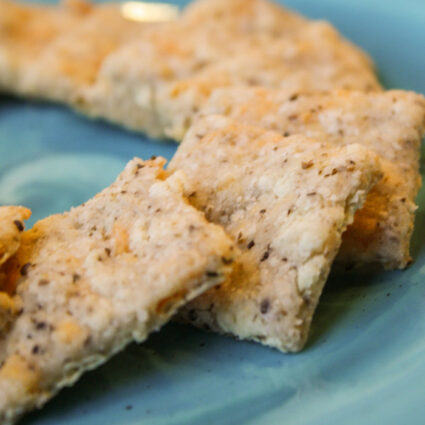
[202,88,425,269]
[0,157,235,425]
[169,116,382,352]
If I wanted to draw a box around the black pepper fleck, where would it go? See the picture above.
[20,263,31,276]
[13,220,24,232]
[247,240,255,249]
[260,299,271,314]
[35,322,47,330]
[260,251,270,262]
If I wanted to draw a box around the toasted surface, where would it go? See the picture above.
[0,0,380,138]
[0,0,152,101]
[88,0,380,139]
[0,206,31,266]
[0,157,235,425]
[0,0,80,90]
[169,116,382,352]
[182,0,308,34]
[202,88,425,269]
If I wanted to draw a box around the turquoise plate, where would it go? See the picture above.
[1,0,424,424]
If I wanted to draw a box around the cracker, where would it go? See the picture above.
[202,88,425,269]
[0,157,235,425]
[88,0,380,139]
[169,116,382,352]
[0,0,380,138]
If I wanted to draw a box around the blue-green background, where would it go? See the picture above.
[0,1,424,424]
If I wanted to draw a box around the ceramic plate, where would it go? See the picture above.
[1,0,424,424]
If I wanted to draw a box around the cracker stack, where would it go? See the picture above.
[170,116,383,351]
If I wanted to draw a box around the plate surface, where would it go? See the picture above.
[1,1,424,424]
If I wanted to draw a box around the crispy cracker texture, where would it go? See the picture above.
[0,157,235,425]
[0,0,380,138]
[169,116,382,352]
[88,0,380,139]
[202,88,425,269]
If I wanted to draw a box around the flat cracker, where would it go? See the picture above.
[0,0,380,138]
[87,0,380,139]
[169,116,382,352]
[201,88,425,269]
[0,157,235,425]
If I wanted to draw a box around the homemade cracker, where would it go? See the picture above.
[88,0,380,139]
[1,0,380,138]
[169,116,382,352]
[202,88,425,269]
[0,157,235,424]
